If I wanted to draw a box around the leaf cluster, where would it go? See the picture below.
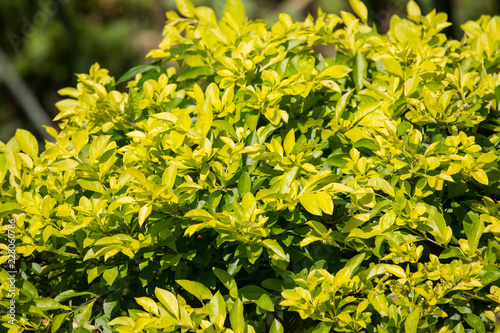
[1,0,500,332]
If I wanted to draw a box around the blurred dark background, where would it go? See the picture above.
[0,0,499,143]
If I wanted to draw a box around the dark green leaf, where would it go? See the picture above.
[213,268,238,297]
[117,63,158,85]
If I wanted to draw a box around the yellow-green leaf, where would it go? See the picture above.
[195,99,213,138]
[283,129,295,156]
[138,204,152,227]
[135,297,159,316]
[404,307,421,333]
[349,0,368,23]
[163,165,177,190]
[385,265,407,279]
[72,130,89,155]
[382,58,403,77]
[472,169,488,185]
[262,239,287,261]
[210,291,227,325]
[407,1,421,21]
[318,65,352,79]
[230,298,245,333]
[15,129,38,157]
[316,192,334,215]
[176,0,195,18]
[270,319,284,333]
[300,193,322,216]
[176,280,213,302]
[224,0,247,28]
[155,288,179,319]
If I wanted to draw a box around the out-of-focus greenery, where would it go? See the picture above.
[0,0,498,142]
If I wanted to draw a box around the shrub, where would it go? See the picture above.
[2,0,500,332]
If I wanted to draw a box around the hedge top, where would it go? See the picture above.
[1,0,500,332]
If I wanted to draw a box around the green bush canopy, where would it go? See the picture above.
[2,0,500,331]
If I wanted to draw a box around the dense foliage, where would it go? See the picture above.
[2,0,500,331]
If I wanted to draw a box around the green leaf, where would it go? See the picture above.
[34,298,68,311]
[163,164,177,190]
[108,317,136,327]
[74,300,96,325]
[230,298,245,333]
[367,177,395,196]
[185,208,213,221]
[20,279,39,298]
[255,293,274,312]
[0,202,22,215]
[103,292,121,319]
[394,22,414,43]
[213,120,238,138]
[404,307,421,333]
[468,218,485,254]
[72,130,89,155]
[51,313,68,333]
[117,63,157,85]
[102,266,119,285]
[87,266,107,284]
[353,51,367,91]
[306,220,328,235]
[425,204,450,244]
[177,66,214,81]
[483,264,500,285]
[465,313,486,333]
[342,214,370,233]
[15,129,38,157]
[353,138,380,151]
[261,279,285,291]
[454,323,465,333]
[262,239,287,261]
[210,291,227,325]
[195,99,213,138]
[279,166,298,193]
[239,285,267,300]
[176,279,213,302]
[213,268,238,298]
[155,288,179,319]
[344,253,365,277]
[495,85,500,112]
[238,172,252,195]
[311,323,333,333]
[368,293,389,316]
[88,135,112,163]
[270,319,284,333]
